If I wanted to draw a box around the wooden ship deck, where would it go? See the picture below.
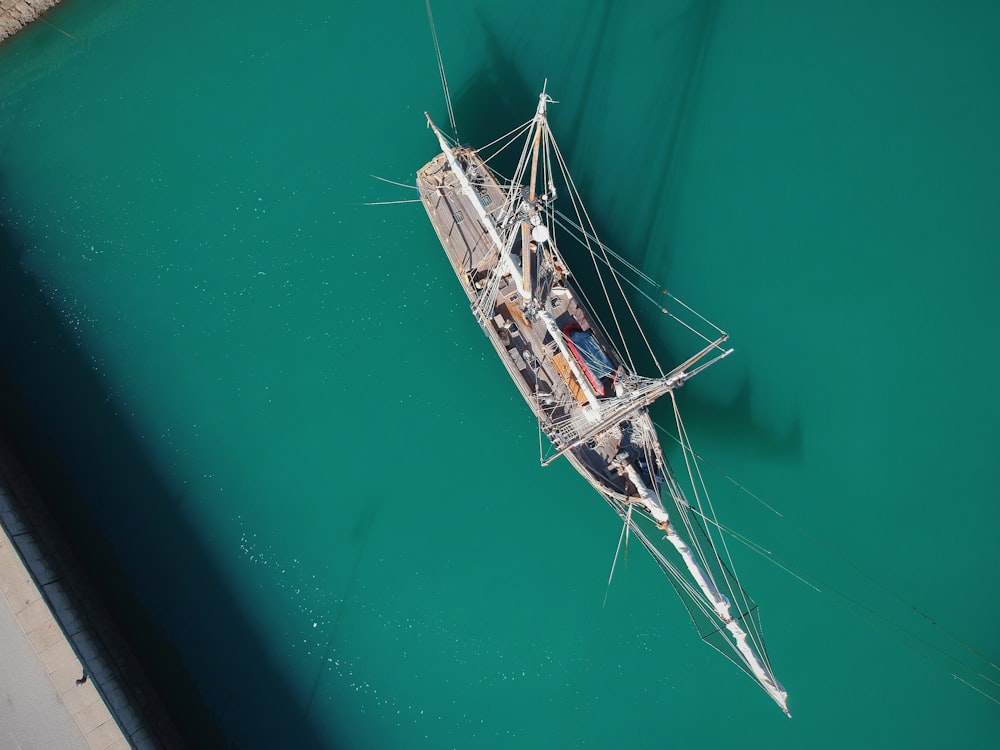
[416,147,667,504]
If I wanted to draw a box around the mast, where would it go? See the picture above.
[425,114,531,300]
[527,89,548,203]
[523,90,551,299]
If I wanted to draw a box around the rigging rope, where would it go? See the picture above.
[651,419,1000,703]
[668,390,773,670]
[552,213,667,309]
[653,419,786,517]
[547,134,640,373]
[426,95,788,699]
[604,503,633,608]
[480,120,535,164]
[425,0,457,136]
[547,133,668,375]
[362,199,423,206]
[622,510,778,698]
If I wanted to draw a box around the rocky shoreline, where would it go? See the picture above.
[0,0,63,44]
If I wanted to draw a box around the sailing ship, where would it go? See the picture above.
[416,88,790,715]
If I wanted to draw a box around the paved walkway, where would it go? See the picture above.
[0,521,129,750]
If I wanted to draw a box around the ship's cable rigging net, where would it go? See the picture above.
[602,494,780,702]
[545,131,651,375]
[651,418,1000,707]
[434,96,731,391]
[667,389,774,674]
[474,110,732,385]
[547,207,729,365]
[425,0,456,136]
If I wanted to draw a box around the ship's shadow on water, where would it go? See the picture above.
[654,377,803,465]
[0,179,333,748]
[629,0,722,274]
[447,10,535,167]
[452,1,799,463]
[634,0,802,463]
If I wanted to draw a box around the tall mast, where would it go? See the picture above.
[522,90,551,301]
[425,114,531,300]
[528,89,548,203]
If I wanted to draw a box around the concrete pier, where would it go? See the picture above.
[0,0,61,43]
[0,524,123,749]
[0,434,185,749]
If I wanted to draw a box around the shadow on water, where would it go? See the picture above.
[453,2,800,464]
[303,501,377,719]
[447,9,536,166]
[637,1,803,462]
[0,177,334,748]
[660,376,803,464]
[627,0,723,274]
[539,0,616,188]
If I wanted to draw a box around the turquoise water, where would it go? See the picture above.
[1,1,999,747]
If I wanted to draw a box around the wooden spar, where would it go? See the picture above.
[521,221,533,299]
[540,381,674,467]
[527,88,549,202]
[524,91,549,299]
[541,333,731,467]
[661,334,733,388]
[528,119,544,203]
[424,113,530,299]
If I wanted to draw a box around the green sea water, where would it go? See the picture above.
[1,1,998,747]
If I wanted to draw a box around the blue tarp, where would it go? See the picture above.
[568,329,615,378]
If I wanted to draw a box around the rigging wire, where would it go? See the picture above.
[625,513,775,698]
[547,205,728,363]
[362,199,422,206]
[551,208,660,286]
[547,135,641,373]
[425,0,457,136]
[603,503,633,608]
[480,119,535,164]
[595,426,780,693]
[653,419,785,517]
[422,89,786,705]
[547,133,668,376]
[652,420,1000,702]
[670,390,770,666]
[552,214,666,308]
[418,85,998,710]
[369,174,420,191]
